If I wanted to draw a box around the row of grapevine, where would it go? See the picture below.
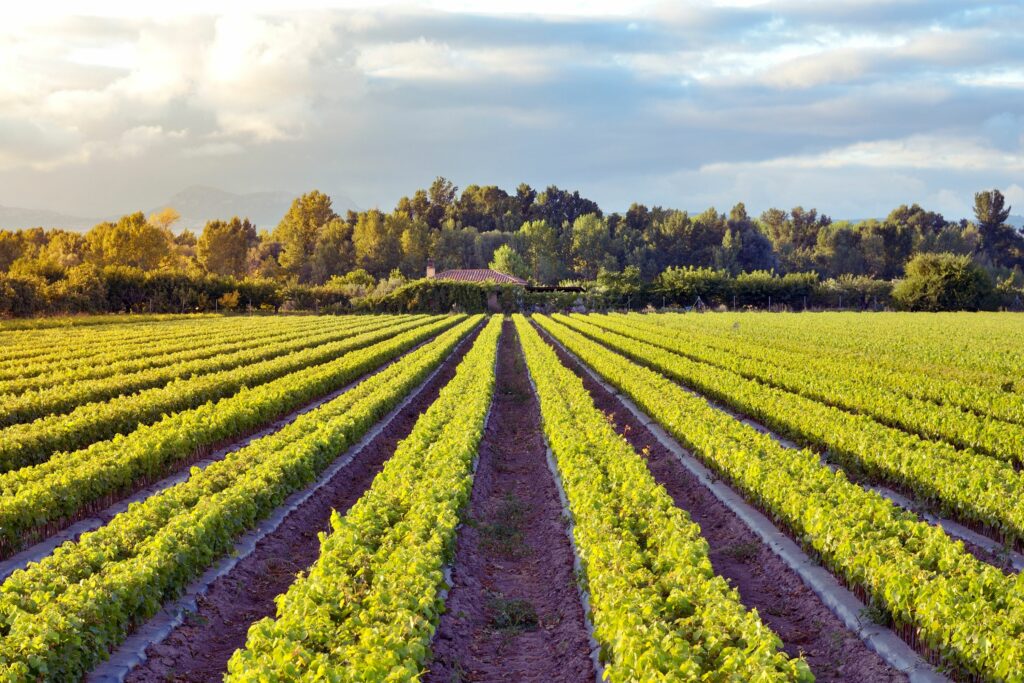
[536,314,1024,681]
[0,315,485,681]
[647,313,1024,426]
[611,314,1024,457]
[0,314,250,370]
[0,315,406,426]
[0,315,433,471]
[0,313,354,395]
[515,316,811,681]
[657,311,1024,391]
[558,314,1024,547]
[225,315,502,681]
[0,315,464,557]
[0,311,214,334]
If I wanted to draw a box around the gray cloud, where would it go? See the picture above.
[0,2,1022,222]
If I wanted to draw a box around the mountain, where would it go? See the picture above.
[152,186,359,231]
[1,186,360,233]
[0,205,100,231]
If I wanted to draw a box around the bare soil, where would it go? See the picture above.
[125,327,481,683]
[425,321,596,683]
[537,324,907,683]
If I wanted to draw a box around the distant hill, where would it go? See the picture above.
[151,186,359,231]
[0,205,99,231]
[0,186,360,233]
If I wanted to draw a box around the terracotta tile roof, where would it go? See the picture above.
[430,269,527,285]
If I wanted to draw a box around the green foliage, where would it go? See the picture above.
[0,317,456,556]
[0,315,480,680]
[358,279,523,314]
[892,252,996,311]
[538,314,1024,681]
[3,183,1022,317]
[819,274,892,308]
[274,190,338,282]
[517,316,810,681]
[197,217,257,277]
[86,212,174,270]
[571,313,1024,546]
[488,244,529,280]
[570,213,614,279]
[226,316,500,681]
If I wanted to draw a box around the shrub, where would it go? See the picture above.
[892,252,996,311]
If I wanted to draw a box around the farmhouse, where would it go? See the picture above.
[426,260,526,311]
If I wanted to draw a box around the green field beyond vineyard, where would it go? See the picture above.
[0,311,1022,682]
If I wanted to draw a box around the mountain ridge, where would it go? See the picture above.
[0,186,360,232]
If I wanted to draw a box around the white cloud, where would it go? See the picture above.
[356,38,562,82]
[1005,184,1024,211]
[702,134,1024,173]
[0,1,1022,217]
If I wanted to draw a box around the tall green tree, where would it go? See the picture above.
[353,209,402,277]
[488,244,529,279]
[197,217,257,277]
[571,213,615,279]
[86,212,172,270]
[973,189,1023,267]
[310,218,356,284]
[274,190,338,282]
[399,218,431,277]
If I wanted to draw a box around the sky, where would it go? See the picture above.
[1,0,1023,222]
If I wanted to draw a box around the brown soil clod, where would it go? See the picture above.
[425,320,596,683]
[125,328,480,683]
[536,324,908,683]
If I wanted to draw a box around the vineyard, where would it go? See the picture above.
[0,311,1022,682]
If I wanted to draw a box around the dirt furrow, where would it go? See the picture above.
[124,327,480,683]
[537,324,907,683]
[425,321,595,683]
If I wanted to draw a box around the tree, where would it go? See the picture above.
[760,206,830,271]
[86,212,173,270]
[488,244,529,280]
[892,252,996,311]
[727,203,776,272]
[353,209,401,277]
[274,190,338,282]
[534,185,602,228]
[974,189,1011,236]
[310,218,356,283]
[455,184,517,231]
[571,213,614,279]
[0,231,22,272]
[425,176,458,229]
[399,218,431,278]
[713,227,742,273]
[148,207,181,232]
[515,183,537,220]
[815,223,866,277]
[250,233,283,279]
[432,224,479,271]
[973,189,1023,267]
[197,217,257,277]
[518,220,562,283]
[43,231,86,269]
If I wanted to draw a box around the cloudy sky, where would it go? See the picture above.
[1,0,1023,222]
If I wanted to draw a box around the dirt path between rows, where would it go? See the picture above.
[537,324,907,683]
[125,326,481,683]
[425,321,596,683]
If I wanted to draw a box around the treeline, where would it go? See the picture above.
[1,178,1023,315]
